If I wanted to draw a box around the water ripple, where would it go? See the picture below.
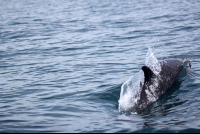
[1,0,200,133]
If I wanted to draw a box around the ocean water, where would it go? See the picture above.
[0,0,200,133]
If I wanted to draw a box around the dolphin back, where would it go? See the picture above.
[132,59,187,113]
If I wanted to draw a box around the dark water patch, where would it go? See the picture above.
[74,27,96,33]
[0,105,11,109]
[87,84,121,105]
[0,92,22,99]
[112,35,144,40]
[9,22,29,25]
[99,62,126,66]
[187,83,200,95]
[40,93,75,100]
[33,19,43,22]
[83,129,108,133]
[0,119,27,123]
[148,14,174,20]
[170,25,200,33]
[42,112,69,118]
[66,19,84,23]
[62,45,95,52]
[178,128,200,133]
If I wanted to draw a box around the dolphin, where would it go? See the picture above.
[131,58,191,113]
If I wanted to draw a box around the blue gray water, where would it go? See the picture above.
[1,0,200,133]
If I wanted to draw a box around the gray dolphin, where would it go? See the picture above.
[131,58,191,113]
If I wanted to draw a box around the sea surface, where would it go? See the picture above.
[1,0,200,133]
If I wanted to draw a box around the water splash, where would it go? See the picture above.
[118,70,144,113]
[145,47,161,75]
[118,47,161,113]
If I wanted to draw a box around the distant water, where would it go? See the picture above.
[1,0,200,133]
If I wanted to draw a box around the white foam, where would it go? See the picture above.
[118,70,144,112]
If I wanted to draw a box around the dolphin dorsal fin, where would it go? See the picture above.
[142,66,154,82]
